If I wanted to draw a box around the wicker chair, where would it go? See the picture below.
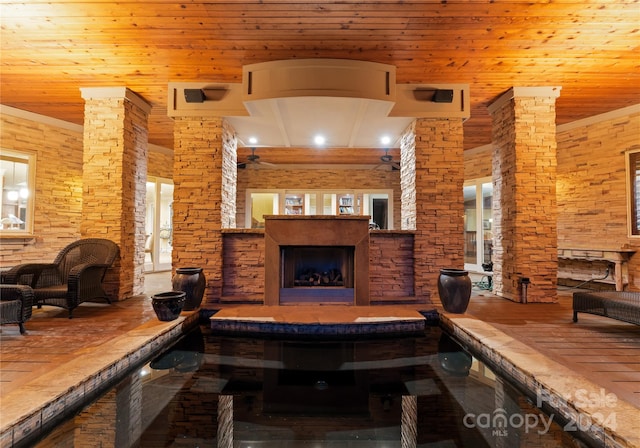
[1,238,119,318]
[0,284,34,334]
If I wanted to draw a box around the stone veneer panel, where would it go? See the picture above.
[148,148,173,180]
[557,109,640,290]
[222,231,265,299]
[221,121,237,229]
[0,111,83,266]
[489,88,559,303]
[81,90,150,299]
[369,232,415,299]
[400,121,417,230]
[410,118,466,302]
[172,117,236,303]
[464,145,493,181]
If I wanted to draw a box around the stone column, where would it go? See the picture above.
[173,117,237,303]
[401,118,465,303]
[80,87,151,300]
[488,87,561,303]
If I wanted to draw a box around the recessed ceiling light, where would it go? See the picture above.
[314,135,326,146]
[248,137,258,145]
[380,135,391,146]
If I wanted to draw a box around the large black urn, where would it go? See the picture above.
[172,267,206,311]
[437,268,472,313]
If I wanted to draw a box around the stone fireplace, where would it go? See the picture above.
[264,215,370,305]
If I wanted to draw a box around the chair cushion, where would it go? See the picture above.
[34,285,68,300]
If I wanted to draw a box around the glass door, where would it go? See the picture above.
[248,192,279,228]
[145,177,174,272]
[464,178,493,273]
[362,191,392,229]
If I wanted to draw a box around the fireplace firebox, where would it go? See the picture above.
[280,246,355,303]
[264,216,370,305]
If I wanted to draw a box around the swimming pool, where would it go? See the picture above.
[33,324,591,447]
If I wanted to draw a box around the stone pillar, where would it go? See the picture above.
[173,117,237,303]
[488,87,561,303]
[80,87,151,300]
[401,118,465,302]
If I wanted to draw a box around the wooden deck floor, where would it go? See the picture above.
[467,287,640,408]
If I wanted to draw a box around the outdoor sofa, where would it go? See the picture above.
[572,291,640,326]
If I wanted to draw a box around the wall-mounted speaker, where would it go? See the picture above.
[184,89,206,103]
[433,89,454,103]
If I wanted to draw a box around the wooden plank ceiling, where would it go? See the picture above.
[1,1,639,166]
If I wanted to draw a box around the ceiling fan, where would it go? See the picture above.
[375,149,401,171]
[238,147,277,169]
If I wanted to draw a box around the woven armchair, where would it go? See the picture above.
[0,284,34,334]
[2,238,119,318]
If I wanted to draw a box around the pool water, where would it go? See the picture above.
[36,325,589,448]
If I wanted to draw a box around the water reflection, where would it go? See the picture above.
[36,326,585,448]
[150,327,205,372]
[438,333,473,377]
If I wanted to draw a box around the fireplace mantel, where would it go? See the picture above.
[264,215,370,305]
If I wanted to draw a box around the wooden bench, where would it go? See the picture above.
[573,291,640,326]
[558,248,635,291]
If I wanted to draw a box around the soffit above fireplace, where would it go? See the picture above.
[168,59,469,149]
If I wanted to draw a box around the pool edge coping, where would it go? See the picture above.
[441,313,640,448]
[0,311,199,448]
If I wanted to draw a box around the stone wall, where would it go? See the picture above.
[400,121,417,230]
[464,145,492,181]
[0,107,171,283]
[172,117,236,302]
[369,232,414,300]
[489,90,559,302]
[222,231,265,300]
[221,230,415,302]
[0,109,83,266]
[469,103,638,293]
[148,147,173,180]
[80,90,150,299]
[236,167,401,229]
[221,121,237,229]
[556,106,640,290]
[412,118,466,302]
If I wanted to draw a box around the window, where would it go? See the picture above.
[1,150,35,235]
[245,189,394,229]
[463,178,493,272]
[627,150,640,236]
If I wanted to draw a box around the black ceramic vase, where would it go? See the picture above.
[151,291,186,321]
[172,267,206,311]
[437,268,472,313]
